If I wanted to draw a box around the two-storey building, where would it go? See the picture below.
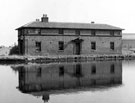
[16,14,123,56]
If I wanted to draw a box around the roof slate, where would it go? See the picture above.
[16,21,123,30]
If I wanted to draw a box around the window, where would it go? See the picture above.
[28,29,40,34]
[110,42,114,50]
[116,31,121,36]
[75,30,80,35]
[59,41,64,50]
[59,29,64,34]
[91,30,96,36]
[110,64,115,74]
[91,65,96,74]
[110,31,114,36]
[118,31,121,35]
[91,42,96,50]
[35,41,41,52]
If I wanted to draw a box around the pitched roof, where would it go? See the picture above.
[16,21,123,30]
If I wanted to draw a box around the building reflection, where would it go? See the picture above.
[13,61,122,102]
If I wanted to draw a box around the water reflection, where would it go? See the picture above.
[13,61,122,102]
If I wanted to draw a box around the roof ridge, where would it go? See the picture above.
[45,21,103,25]
[16,21,123,30]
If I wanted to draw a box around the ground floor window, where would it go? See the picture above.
[59,41,64,50]
[110,42,114,50]
[35,41,41,52]
[91,42,96,50]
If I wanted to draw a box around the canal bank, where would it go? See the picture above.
[0,54,135,64]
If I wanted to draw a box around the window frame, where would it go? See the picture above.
[91,42,96,50]
[35,41,41,52]
[75,30,80,35]
[58,41,64,51]
[110,31,114,36]
[110,42,115,50]
[91,30,96,36]
[59,29,64,34]
[28,29,40,34]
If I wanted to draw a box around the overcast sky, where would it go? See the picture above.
[0,0,135,46]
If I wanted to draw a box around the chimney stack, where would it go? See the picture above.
[41,14,49,22]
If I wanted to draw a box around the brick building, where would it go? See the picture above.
[16,15,123,56]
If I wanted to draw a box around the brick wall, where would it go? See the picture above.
[24,35,122,56]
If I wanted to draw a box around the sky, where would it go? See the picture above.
[0,0,135,46]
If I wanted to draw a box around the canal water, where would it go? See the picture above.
[0,60,135,103]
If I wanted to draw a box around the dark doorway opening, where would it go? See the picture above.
[71,38,83,55]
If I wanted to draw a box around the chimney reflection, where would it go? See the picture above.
[13,61,122,102]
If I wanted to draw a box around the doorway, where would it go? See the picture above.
[72,38,83,55]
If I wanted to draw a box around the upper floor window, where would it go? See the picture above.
[91,30,96,36]
[116,31,121,36]
[91,42,96,50]
[110,42,114,50]
[28,29,40,34]
[75,30,80,35]
[35,41,41,52]
[59,29,64,34]
[59,41,64,50]
[110,31,114,36]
